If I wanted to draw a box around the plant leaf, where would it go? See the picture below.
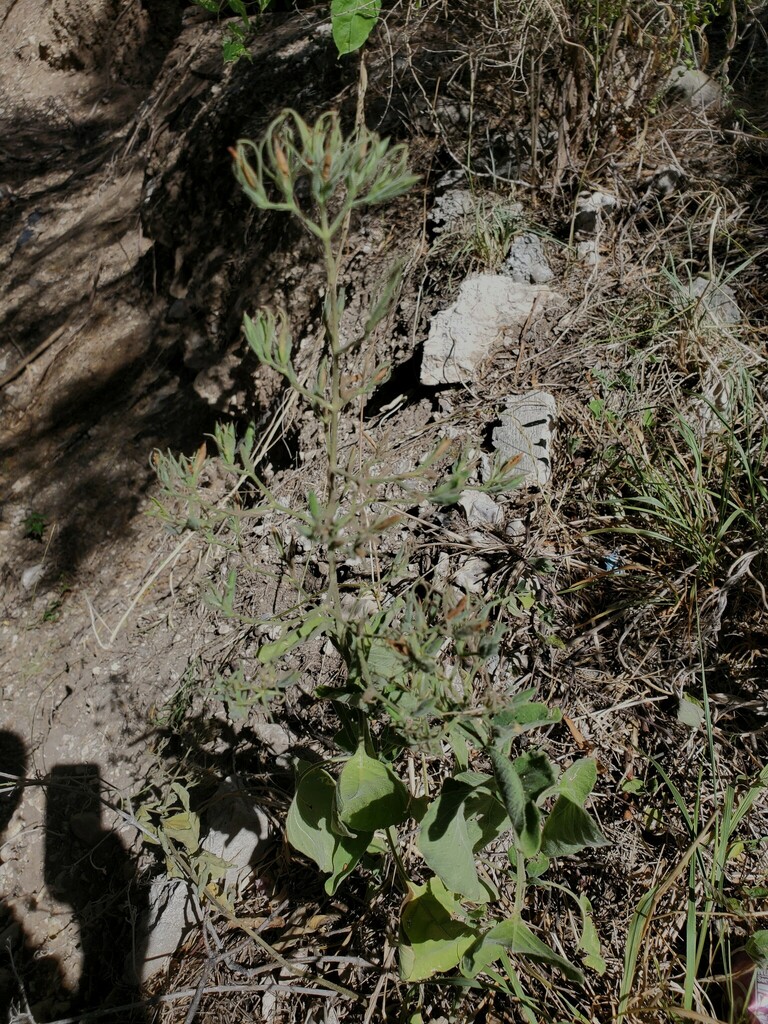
[257,607,330,664]
[463,913,584,984]
[399,877,479,981]
[490,750,553,858]
[578,895,607,974]
[418,777,508,902]
[336,743,410,831]
[163,809,200,852]
[330,0,381,55]
[554,758,598,805]
[746,931,768,963]
[489,749,526,832]
[540,797,609,857]
[492,698,561,737]
[286,765,370,894]
[513,750,557,800]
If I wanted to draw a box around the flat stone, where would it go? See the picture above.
[685,276,741,327]
[453,556,492,593]
[429,189,475,235]
[502,232,553,284]
[576,191,618,215]
[574,191,618,240]
[458,490,503,529]
[492,391,557,487]
[141,878,199,982]
[20,564,44,590]
[140,779,271,981]
[250,721,294,755]
[421,274,563,386]
[666,66,722,110]
[202,777,272,897]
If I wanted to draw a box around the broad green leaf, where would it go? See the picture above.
[517,800,542,858]
[489,749,540,857]
[513,751,557,800]
[399,878,479,981]
[170,782,193,810]
[286,766,370,894]
[525,851,550,878]
[746,930,768,964]
[409,793,430,822]
[554,759,598,805]
[366,637,408,684]
[336,744,410,831]
[492,699,561,736]
[331,0,381,55]
[678,693,705,730]
[463,914,584,984]
[578,895,606,974]
[365,832,389,856]
[418,777,509,903]
[454,770,492,786]
[489,749,526,833]
[540,797,609,857]
[163,809,200,852]
[192,849,234,894]
[447,723,469,770]
[222,25,249,63]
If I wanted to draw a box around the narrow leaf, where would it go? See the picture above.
[578,895,607,974]
[463,914,584,984]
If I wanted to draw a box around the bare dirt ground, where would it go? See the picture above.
[0,1,420,1011]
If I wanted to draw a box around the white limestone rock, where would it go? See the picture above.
[492,391,557,487]
[684,276,741,328]
[140,779,271,981]
[429,189,475,235]
[666,66,722,111]
[141,878,199,982]
[421,274,563,386]
[502,232,553,284]
[203,777,272,898]
[458,490,503,529]
[20,564,44,590]
[453,556,492,593]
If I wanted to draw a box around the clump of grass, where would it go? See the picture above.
[597,381,768,645]
[429,191,524,274]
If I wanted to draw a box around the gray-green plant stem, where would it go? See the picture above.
[319,206,348,627]
[514,847,526,915]
[385,825,411,892]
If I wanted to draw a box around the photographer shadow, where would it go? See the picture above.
[0,734,148,1022]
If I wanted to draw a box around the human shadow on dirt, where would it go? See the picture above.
[0,737,149,1023]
